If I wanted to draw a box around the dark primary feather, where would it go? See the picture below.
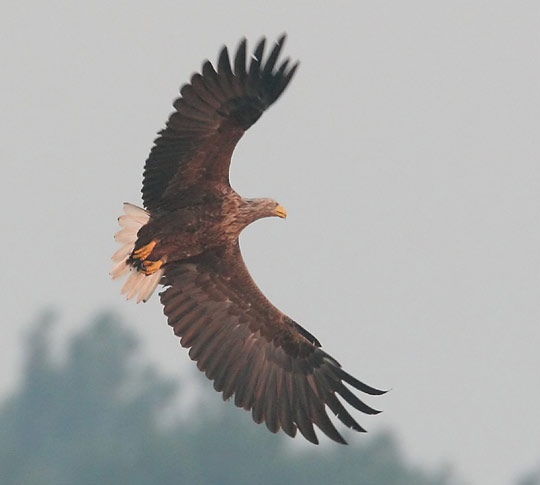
[142,35,298,211]
[160,244,385,445]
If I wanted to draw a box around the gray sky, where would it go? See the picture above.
[2,1,539,483]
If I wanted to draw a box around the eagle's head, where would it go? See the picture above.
[243,197,287,222]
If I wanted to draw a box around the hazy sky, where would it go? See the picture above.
[2,2,539,484]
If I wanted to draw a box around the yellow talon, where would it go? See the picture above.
[140,259,164,275]
[133,240,157,260]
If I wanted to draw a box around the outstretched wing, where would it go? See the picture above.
[142,35,298,211]
[160,244,385,444]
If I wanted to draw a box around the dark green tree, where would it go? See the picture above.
[0,312,458,485]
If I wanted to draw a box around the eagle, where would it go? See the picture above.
[111,35,385,445]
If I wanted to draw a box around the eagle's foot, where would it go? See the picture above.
[140,259,164,275]
[132,240,157,261]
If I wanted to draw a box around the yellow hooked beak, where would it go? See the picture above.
[275,204,287,219]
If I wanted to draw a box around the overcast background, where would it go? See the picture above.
[2,1,539,484]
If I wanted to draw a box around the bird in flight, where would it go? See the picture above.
[111,35,385,444]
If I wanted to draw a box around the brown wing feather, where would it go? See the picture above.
[160,243,385,445]
[142,35,299,211]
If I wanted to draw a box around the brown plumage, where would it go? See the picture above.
[111,35,385,444]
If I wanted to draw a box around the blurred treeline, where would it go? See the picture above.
[0,311,528,485]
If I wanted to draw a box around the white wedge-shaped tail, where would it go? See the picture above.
[110,203,164,303]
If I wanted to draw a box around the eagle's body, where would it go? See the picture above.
[135,198,236,262]
[133,193,281,264]
[111,36,385,445]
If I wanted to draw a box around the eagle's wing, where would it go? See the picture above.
[142,35,298,211]
[160,243,385,444]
